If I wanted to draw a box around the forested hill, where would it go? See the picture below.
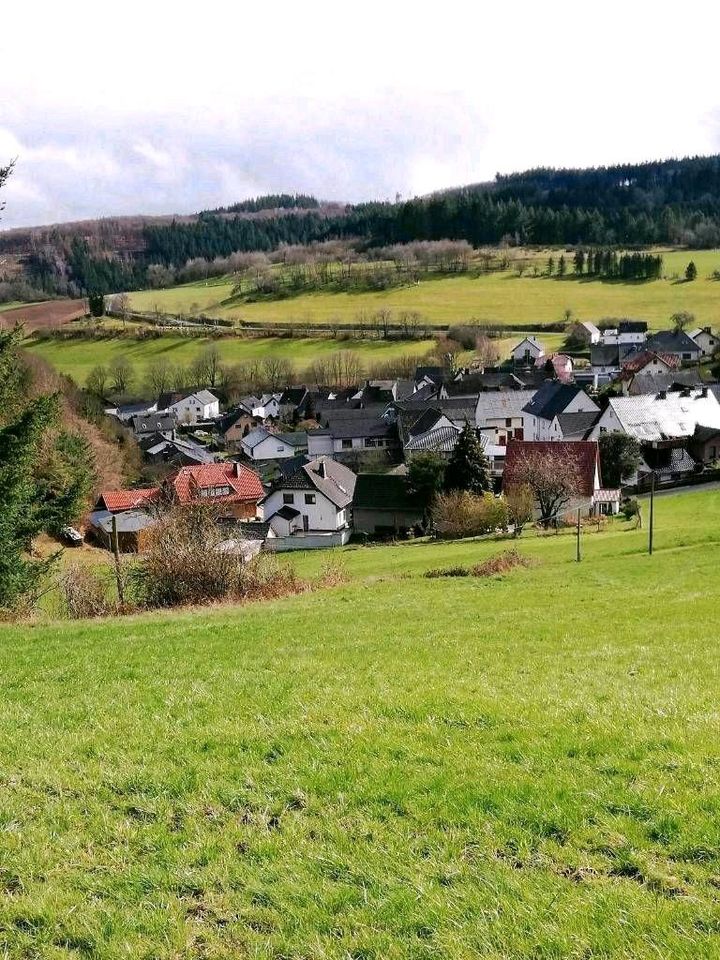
[5,156,720,296]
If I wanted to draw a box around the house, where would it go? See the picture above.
[219,407,263,449]
[569,321,601,346]
[549,411,600,441]
[589,387,720,444]
[687,327,718,358]
[110,400,158,424]
[164,461,265,519]
[689,425,720,464]
[590,343,623,383]
[129,413,177,439]
[522,382,599,441]
[600,320,648,345]
[619,350,679,378]
[240,427,308,461]
[307,412,399,461]
[86,509,157,553]
[352,474,424,536]
[535,352,574,382]
[139,434,215,467]
[404,424,462,458]
[261,457,356,549]
[474,390,537,444]
[158,389,220,425]
[645,330,701,365]
[95,487,159,513]
[624,370,703,397]
[511,336,545,365]
[278,386,310,421]
[502,440,618,516]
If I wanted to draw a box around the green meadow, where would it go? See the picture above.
[2,487,720,957]
[128,248,720,329]
[23,334,437,385]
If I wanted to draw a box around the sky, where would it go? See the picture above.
[2,0,720,229]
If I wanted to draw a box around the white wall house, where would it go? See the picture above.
[241,427,307,461]
[589,388,720,442]
[252,394,281,419]
[167,390,220,425]
[522,383,600,441]
[474,390,537,445]
[688,327,718,358]
[260,458,356,549]
[511,337,544,365]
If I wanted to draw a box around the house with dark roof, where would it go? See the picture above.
[139,433,215,467]
[307,412,399,462]
[86,509,158,553]
[645,330,701,365]
[158,389,220,425]
[260,457,356,549]
[523,382,599,440]
[352,474,424,536]
[240,427,308,461]
[689,425,720,464]
[623,370,702,397]
[130,412,178,439]
[278,386,311,420]
[549,411,600,441]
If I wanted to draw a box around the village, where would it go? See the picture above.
[86,320,720,554]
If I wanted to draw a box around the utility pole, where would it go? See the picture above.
[648,470,656,556]
[111,515,125,608]
[576,507,581,562]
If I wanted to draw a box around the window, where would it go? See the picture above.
[276,446,285,453]
[682,353,691,360]
[364,438,384,448]
[304,493,316,505]
[341,438,352,449]
[199,485,231,498]
[283,493,294,505]
[505,418,512,427]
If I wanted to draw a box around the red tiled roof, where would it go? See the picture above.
[503,440,600,496]
[99,487,159,513]
[166,462,264,504]
[620,351,680,376]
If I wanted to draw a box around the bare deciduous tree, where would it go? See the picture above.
[510,449,583,527]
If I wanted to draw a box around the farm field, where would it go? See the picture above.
[23,333,438,385]
[0,298,87,329]
[128,248,720,329]
[24,331,568,386]
[2,488,720,957]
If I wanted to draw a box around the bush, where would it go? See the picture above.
[472,549,531,577]
[432,491,509,538]
[59,562,115,619]
[621,498,640,520]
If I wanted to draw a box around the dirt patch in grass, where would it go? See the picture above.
[425,549,532,580]
[1,299,86,331]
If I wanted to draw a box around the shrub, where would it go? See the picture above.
[621,498,640,520]
[471,549,531,577]
[424,565,470,579]
[59,562,115,619]
[432,491,509,538]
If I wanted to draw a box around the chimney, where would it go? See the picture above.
[234,461,242,477]
[701,386,708,398]
[658,390,667,400]
[317,460,326,479]
[704,326,711,335]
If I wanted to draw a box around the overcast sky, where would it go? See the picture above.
[2,0,720,229]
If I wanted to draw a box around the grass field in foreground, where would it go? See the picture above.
[24,331,568,386]
[129,248,720,329]
[1,488,720,957]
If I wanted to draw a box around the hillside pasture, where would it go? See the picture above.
[0,489,719,956]
[128,248,720,329]
[0,298,87,329]
[22,333,438,385]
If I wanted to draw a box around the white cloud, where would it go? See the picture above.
[1,0,720,227]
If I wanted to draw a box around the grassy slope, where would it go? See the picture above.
[1,489,720,957]
[129,249,720,328]
[23,334,437,384]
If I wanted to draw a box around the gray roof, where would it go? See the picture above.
[646,330,701,354]
[475,389,537,424]
[627,370,703,396]
[130,413,177,434]
[266,457,356,509]
[88,509,157,534]
[405,425,461,453]
[523,382,597,421]
[310,416,395,440]
[591,344,620,366]
[555,411,600,440]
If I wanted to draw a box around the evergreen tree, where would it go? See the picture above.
[685,260,697,281]
[557,255,566,277]
[444,423,490,493]
[547,256,555,276]
[573,249,585,275]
